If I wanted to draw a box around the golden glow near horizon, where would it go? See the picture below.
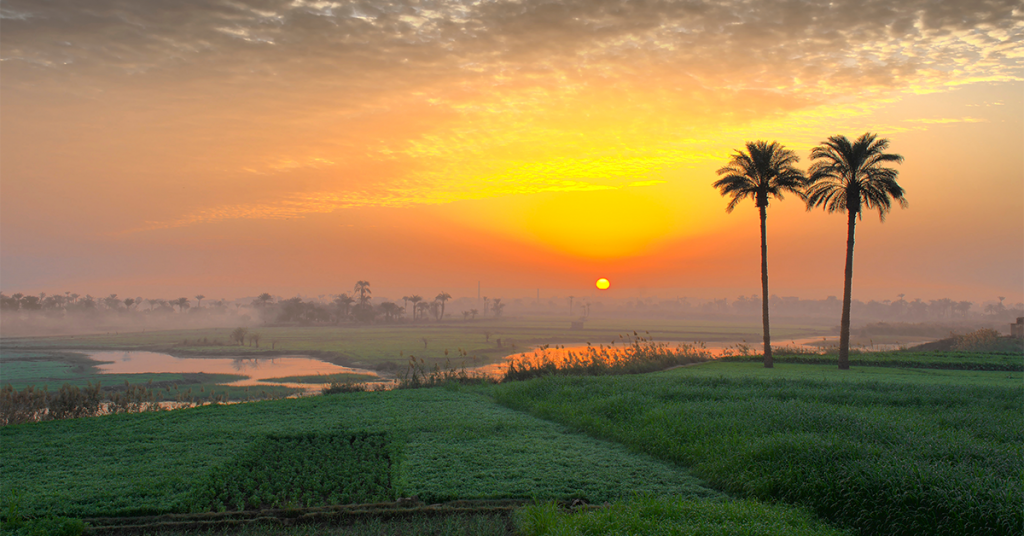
[1,0,1022,300]
[596,278,610,290]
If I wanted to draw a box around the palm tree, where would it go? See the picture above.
[353,281,371,305]
[435,292,452,321]
[805,132,906,370]
[195,294,205,308]
[332,294,354,322]
[714,140,805,368]
[408,295,423,320]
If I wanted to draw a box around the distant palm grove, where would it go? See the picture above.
[715,132,908,369]
[0,281,506,327]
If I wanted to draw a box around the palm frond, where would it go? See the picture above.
[805,132,905,219]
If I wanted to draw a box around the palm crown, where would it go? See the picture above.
[713,140,805,211]
[805,133,907,220]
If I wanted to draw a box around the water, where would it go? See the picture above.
[84,350,380,392]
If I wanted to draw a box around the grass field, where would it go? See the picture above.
[0,386,721,519]
[492,362,1023,535]
[2,323,1019,535]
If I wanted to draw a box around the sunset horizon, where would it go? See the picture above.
[2,0,1021,306]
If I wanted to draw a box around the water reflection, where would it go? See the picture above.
[84,351,380,391]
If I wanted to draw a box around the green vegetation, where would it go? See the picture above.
[515,497,849,536]
[0,387,717,519]
[722,350,1023,371]
[492,362,1023,535]
[3,343,1018,535]
[191,432,395,511]
[77,511,517,536]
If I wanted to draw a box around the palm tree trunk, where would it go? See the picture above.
[759,205,773,368]
[839,209,857,370]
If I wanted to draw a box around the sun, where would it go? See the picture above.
[596,278,610,290]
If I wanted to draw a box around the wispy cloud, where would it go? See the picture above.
[4,0,1021,230]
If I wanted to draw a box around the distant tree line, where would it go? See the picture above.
[0,292,231,315]
[247,282,504,325]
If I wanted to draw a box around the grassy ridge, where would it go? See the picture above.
[722,350,1023,371]
[515,497,849,536]
[0,387,718,518]
[492,363,1023,535]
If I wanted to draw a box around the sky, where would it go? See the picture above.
[1,0,1022,304]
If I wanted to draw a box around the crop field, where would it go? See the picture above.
[0,386,722,519]
[492,362,1024,535]
[3,342,1019,535]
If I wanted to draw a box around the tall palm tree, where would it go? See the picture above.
[714,140,805,368]
[435,292,452,321]
[353,281,371,305]
[806,132,906,370]
[408,295,423,321]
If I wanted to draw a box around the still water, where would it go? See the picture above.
[84,350,380,391]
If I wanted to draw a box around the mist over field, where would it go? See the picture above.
[2,285,1021,339]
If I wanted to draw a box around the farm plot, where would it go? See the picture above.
[0,387,719,519]
[492,362,1024,535]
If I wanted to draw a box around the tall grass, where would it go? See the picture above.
[0,382,166,426]
[502,333,712,382]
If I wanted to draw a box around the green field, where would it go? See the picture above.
[492,362,1023,535]
[2,324,1019,535]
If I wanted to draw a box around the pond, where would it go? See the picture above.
[83,350,381,392]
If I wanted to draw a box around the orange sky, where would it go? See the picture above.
[1,0,1022,304]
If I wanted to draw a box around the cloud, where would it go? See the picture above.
[3,0,1021,230]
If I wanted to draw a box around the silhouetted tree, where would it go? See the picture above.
[492,298,505,318]
[429,300,441,320]
[252,293,274,308]
[380,302,401,322]
[173,297,190,312]
[231,327,248,346]
[415,301,429,321]
[333,294,354,322]
[435,292,452,320]
[354,281,371,305]
[714,140,805,368]
[806,132,906,369]
[408,295,423,321]
[195,294,205,308]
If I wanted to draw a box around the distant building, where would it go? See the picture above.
[1012,317,1024,339]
